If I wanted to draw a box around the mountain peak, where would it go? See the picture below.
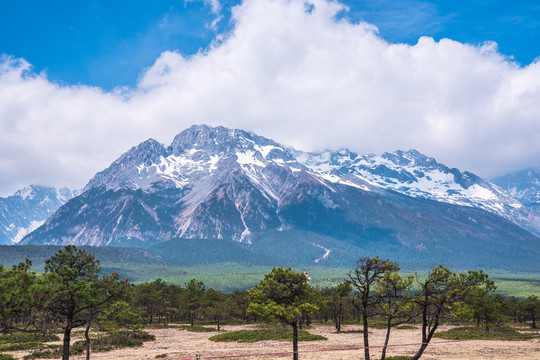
[170,124,280,156]
[14,185,41,200]
[493,166,540,205]
[84,138,168,191]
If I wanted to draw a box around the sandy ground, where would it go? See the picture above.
[7,323,540,360]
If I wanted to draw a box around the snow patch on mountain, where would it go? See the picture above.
[298,148,523,222]
[12,220,45,244]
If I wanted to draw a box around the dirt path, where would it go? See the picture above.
[8,324,540,360]
[73,323,540,360]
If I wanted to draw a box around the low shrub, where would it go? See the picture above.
[23,330,155,359]
[73,330,155,352]
[209,328,327,342]
[433,326,533,341]
[0,333,59,344]
[23,347,68,360]
[172,325,218,333]
[0,341,42,351]
[0,353,17,360]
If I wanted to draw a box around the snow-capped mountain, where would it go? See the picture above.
[297,149,520,213]
[20,125,539,269]
[492,167,540,236]
[0,185,79,244]
[492,167,540,206]
[296,148,540,235]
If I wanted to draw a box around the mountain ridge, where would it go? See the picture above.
[0,185,79,245]
[18,125,540,270]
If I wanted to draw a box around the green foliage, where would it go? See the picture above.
[348,257,400,360]
[522,295,539,328]
[248,267,318,325]
[433,326,532,340]
[409,267,496,360]
[72,330,155,352]
[0,259,56,333]
[155,354,167,359]
[385,356,412,360]
[209,328,327,342]
[375,271,414,320]
[203,288,230,330]
[248,267,319,360]
[23,347,65,359]
[98,300,143,331]
[173,325,217,332]
[0,333,60,353]
[0,341,43,351]
[184,279,206,327]
[0,353,17,360]
[20,331,155,359]
[0,332,59,344]
[44,245,133,360]
[1,245,539,295]
[321,281,352,331]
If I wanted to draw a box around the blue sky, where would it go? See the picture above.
[1,0,539,90]
[1,0,540,193]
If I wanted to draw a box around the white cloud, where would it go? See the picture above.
[1,0,540,195]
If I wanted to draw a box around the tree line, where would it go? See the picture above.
[0,247,538,360]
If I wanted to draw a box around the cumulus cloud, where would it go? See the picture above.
[1,0,540,195]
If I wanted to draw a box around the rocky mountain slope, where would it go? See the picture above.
[493,167,540,236]
[493,167,540,206]
[20,125,540,270]
[0,185,78,245]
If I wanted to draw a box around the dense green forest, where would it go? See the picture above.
[1,245,538,296]
[0,246,539,360]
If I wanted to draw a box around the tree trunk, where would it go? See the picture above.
[362,309,370,360]
[381,318,392,360]
[411,320,438,360]
[62,324,72,360]
[217,318,221,332]
[337,302,342,332]
[532,310,537,329]
[292,321,299,360]
[85,322,91,360]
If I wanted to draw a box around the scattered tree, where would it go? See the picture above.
[325,281,352,332]
[44,245,127,360]
[184,279,206,327]
[411,267,488,360]
[465,276,505,332]
[374,270,415,360]
[347,257,399,360]
[0,260,55,333]
[248,267,318,360]
[204,289,230,331]
[523,295,539,329]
